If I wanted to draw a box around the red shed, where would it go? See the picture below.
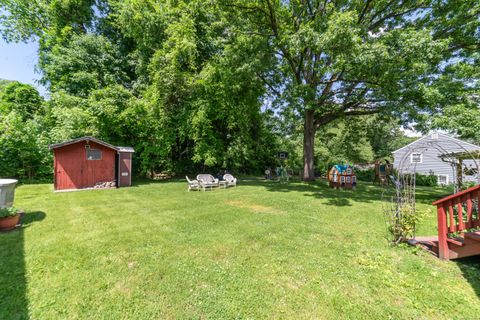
[50,137,134,191]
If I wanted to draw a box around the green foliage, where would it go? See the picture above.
[41,34,132,97]
[386,204,429,245]
[414,172,439,187]
[0,83,50,179]
[277,115,414,176]
[0,79,13,91]
[0,111,51,179]
[0,81,43,119]
[223,0,479,179]
[355,168,375,182]
[0,206,18,218]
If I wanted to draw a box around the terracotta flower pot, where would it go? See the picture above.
[0,213,20,231]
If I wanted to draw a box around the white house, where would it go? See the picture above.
[392,133,480,185]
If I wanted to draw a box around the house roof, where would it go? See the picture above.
[49,136,134,153]
[392,132,480,154]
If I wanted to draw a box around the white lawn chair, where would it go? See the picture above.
[197,174,219,191]
[223,174,237,188]
[186,176,200,191]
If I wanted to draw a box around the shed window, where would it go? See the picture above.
[87,149,102,160]
[410,153,422,164]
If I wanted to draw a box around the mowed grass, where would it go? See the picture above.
[1,179,479,319]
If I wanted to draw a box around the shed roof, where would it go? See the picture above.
[49,136,134,153]
[116,146,135,153]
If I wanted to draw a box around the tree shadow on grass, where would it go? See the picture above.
[456,256,480,298]
[0,211,45,320]
[239,179,445,206]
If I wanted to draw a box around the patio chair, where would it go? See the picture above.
[223,174,237,188]
[196,174,219,191]
[186,176,200,191]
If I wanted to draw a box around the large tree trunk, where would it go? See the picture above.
[302,110,316,181]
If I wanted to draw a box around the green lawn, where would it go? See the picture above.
[1,179,479,319]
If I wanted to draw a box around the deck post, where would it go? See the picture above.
[437,205,449,260]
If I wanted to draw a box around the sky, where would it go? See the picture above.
[0,38,47,96]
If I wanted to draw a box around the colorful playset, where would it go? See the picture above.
[328,165,356,189]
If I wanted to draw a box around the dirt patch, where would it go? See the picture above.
[224,200,283,214]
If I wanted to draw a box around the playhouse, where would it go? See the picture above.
[328,165,356,189]
[50,137,134,191]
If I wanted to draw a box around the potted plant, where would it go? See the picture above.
[0,206,20,231]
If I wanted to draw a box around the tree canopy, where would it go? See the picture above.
[222,0,479,180]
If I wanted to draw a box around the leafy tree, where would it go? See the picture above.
[40,34,133,97]
[0,78,13,91]
[116,0,274,174]
[44,91,97,142]
[433,102,480,144]
[0,81,43,119]
[278,114,416,176]
[225,0,479,180]
[0,0,95,42]
[0,111,50,179]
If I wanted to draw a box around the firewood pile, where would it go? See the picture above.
[148,172,174,180]
[93,181,116,189]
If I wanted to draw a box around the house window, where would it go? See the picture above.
[437,174,448,185]
[340,176,345,183]
[410,153,423,164]
[346,168,352,174]
[87,149,102,160]
[346,176,351,183]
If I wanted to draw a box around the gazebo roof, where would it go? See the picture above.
[439,150,480,161]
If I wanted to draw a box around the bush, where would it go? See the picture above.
[414,172,438,187]
[355,168,375,182]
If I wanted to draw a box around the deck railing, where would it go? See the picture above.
[432,185,480,259]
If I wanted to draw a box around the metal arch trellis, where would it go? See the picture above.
[382,138,480,244]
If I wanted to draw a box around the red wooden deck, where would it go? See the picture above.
[415,185,480,260]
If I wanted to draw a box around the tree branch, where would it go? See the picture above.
[256,72,281,97]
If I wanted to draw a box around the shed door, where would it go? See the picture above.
[55,148,85,190]
[118,152,132,187]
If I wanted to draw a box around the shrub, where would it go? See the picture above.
[355,168,375,182]
[414,172,438,187]
[399,172,438,187]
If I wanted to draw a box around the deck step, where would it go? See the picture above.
[464,232,480,242]
[447,238,465,247]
